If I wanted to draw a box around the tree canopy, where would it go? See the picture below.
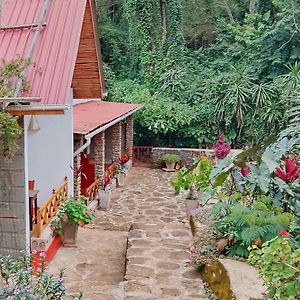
[96,0,300,148]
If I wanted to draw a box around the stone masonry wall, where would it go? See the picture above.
[94,132,105,178]
[112,123,122,161]
[0,137,27,256]
[126,116,134,159]
[152,147,242,168]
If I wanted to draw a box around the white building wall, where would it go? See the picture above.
[28,92,74,205]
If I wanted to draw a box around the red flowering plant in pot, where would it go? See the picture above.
[50,196,95,247]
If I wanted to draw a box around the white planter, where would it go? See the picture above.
[185,199,199,219]
[117,173,126,187]
[165,161,176,170]
[124,160,132,174]
[98,186,111,210]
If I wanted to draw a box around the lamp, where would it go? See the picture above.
[28,115,40,131]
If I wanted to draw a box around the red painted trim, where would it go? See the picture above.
[33,235,62,270]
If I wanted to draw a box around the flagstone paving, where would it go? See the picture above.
[49,168,210,300]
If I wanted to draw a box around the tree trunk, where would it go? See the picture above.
[249,0,256,13]
[220,0,234,23]
[160,0,167,44]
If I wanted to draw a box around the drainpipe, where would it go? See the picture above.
[73,106,142,158]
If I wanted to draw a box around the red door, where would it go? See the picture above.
[80,153,95,196]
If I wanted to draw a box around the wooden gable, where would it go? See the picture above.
[72,0,104,99]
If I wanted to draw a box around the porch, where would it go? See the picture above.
[73,101,141,203]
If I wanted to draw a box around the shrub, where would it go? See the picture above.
[249,236,300,300]
[161,153,181,163]
[0,251,84,299]
[211,197,295,258]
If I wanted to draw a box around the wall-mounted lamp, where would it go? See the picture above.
[28,115,40,132]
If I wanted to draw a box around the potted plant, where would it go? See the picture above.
[98,175,112,210]
[50,196,95,247]
[116,164,126,187]
[171,158,213,218]
[161,153,181,170]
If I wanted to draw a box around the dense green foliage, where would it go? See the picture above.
[212,197,295,257]
[249,236,300,299]
[96,0,300,147]
[0,59,27,158]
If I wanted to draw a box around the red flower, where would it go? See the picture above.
[279,230,290,237]
[119,153,129,165]
[274,159,300,183]
[213,132,231,159]
[102,175,111,188]
[241,165,250,177]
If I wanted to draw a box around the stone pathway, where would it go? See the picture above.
[49,168,209,300]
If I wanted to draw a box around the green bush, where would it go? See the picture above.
[0,251,83,299]
[161,153,181,163]
[211,197,295,258]
[171,158,213,195]
[249,236,300,300]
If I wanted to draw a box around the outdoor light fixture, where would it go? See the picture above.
[28,115,40,132]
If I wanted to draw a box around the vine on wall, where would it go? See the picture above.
[0,58,30,159]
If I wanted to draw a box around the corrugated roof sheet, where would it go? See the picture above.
[74,101,141,135]
[0,0,87,105]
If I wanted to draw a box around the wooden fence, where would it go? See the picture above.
[35,177,68,237]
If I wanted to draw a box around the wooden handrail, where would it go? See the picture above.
[35,177,68,238]
[86,178,101,205]
[105,161,118,179]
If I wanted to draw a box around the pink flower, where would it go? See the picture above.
[63,215,68,221]
[39,252,46,258]
[50,225,55,232]
[241,165,250,177]
[279,230,290,237]
[275,159,300,183]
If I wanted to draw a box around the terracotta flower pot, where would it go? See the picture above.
[61,222,79,248]
[28,180,35,190]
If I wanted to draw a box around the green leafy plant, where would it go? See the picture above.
[50,197,95,235]
[206,135,300,216]
[211,197,295,258]
[249,236,300,300]
[171,157,213,197]
[0,59,30,158]
[0,112,22,158]
[161,153,181,163]
[0,251,62,299]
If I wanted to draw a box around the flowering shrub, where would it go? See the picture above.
[274,158,300,183]
[50,197,95,235]
[213,132,231,159]
[118,152,129,165]
[0,251,82,300]
[249,235,300,299]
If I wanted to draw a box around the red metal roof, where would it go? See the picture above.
[74,101,141,135]
[0,0,87,105]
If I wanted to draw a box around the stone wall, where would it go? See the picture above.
[126,116,134,159]
[112,123,122,161]
[93,132,105,178]
[152,147,242,168]
[0,137,27,256]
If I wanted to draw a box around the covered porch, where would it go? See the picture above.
[73,101,141,203]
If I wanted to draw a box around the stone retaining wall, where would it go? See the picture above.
[152,147,242,167]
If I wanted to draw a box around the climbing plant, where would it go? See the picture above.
[0,58,30,158]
